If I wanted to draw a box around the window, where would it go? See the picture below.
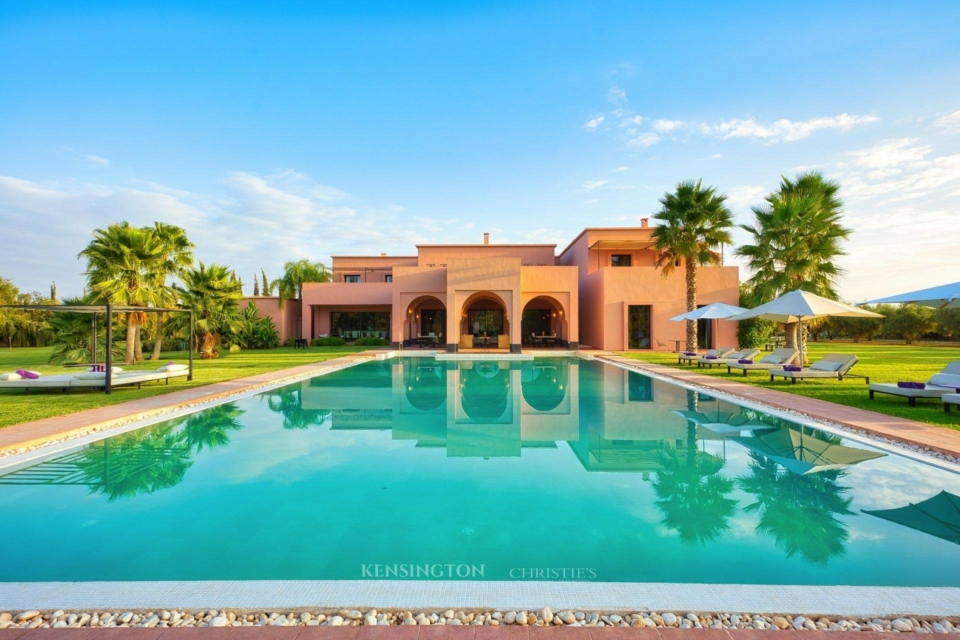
[344,274,361,283]
[611,254,632,267]
[628,305,651,349]
[330,312,391,340]
[384,274,393,283]
[468,309,504,336]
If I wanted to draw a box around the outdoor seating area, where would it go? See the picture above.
[869,362,960,407]
[697,348,759,368]
[769,353,866,384]
[726,347,800,376]
[0,365,190,393]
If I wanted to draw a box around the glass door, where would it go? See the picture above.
[628,305,651,349]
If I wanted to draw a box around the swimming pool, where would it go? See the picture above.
[2,356,959,589]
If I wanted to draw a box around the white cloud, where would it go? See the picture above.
[627,132,660,149]
[652,119,684,133]
[710,153,723,159]
[60,146,111,168]
[607,86,627,106]
[612,166,629,172]
[708,113,880,143]
[580,179,609,191]
[0,170,460,296]
[725,185,768,208]
[583,115,605,131]
[935,108,960,132]
[618,115,643,127]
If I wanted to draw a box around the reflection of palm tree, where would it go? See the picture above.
[265,386,330,430]
[738,450,853,566]
[652,413,736,545]
[179,403,245,452]
[75,424,194,501]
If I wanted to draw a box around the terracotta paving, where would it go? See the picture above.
[603,355,960,458]
[0,353,382,454]
[0,628,911,639]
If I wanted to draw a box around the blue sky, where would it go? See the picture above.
[2,1,959,301]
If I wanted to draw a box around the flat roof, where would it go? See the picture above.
[416,243,556,248]
[330,255,418,259]
[559,227,653,258]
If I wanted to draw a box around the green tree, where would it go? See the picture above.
[651,180,735,351]
[0,277,19,348]
[47,296,123,364]
[936,308,960,340]
[179,403,245,452]
[264,385,331,430]
[884,305,937,344]
[79,222,167,363]
[737,172,850,358]
[272,259,332,303]
[149,223,195,360]
[173,262,243,358]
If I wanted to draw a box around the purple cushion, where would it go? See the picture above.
[705,355,718,360]
[15,368,39,379]
[783,365,802,372]
[683,351,696,356]
[738,359,754,364]
[898,381,925,389]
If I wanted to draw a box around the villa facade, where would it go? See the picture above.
[245,221,739,351]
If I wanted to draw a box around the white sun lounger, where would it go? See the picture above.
[726,348,799,376]
[869,362,960,407]
[769,354,866,384]
[0,368,189,393]
[944,394,960,413]
[678,346,734,365]
[696,348,761,368]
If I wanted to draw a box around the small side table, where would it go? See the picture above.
[294,339,309,349]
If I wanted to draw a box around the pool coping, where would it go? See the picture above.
[3,352,960,617]
[0,581,958,617]
[599,356,960,461]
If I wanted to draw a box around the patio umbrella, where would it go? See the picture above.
[671,409,774,435]
[864,281,960,310]
[863,491,960,545]
[730,427,885,475]
[670,302,748,352]
[730,289,883,364]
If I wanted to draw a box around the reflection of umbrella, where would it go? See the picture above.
[730,428,885,475]
[671,410,774,435]
[863,491,960,545]
[731,289,883,364]
[865,281,960,310]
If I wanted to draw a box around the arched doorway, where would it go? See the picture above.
[405,295,446,347]
[522,295,567,347]
[460,291,509,349]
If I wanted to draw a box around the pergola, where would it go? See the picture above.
[0,303,194,394]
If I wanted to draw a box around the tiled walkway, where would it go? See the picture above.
[0,627,910,639]
[0,352,382,455]
[603,356,960,458]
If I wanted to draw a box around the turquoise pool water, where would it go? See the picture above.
[2,356,960,586]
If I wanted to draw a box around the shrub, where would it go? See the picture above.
[883,305,937,344]
[354,337,390,346]
[282,337,297,348]
[737,318,775,349]
[312,336,346,347]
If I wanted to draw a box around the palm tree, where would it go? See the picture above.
[272,259,331,303]
[79,222,166,364]
[652,180,735,351]
[149,223,195,360]
[736,172,850,357]
[264,385,330,430]
[173,262,243,358]
[178,402,245,452]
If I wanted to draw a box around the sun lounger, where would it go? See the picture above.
[696,348,761,368]
[0,367,189,392]
[869,362,960,407]
[944,394,960,413]
[726,348,799,376]
[678,346,734,365]
[769,354,866,384]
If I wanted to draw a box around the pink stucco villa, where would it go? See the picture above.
[244,220,739,352]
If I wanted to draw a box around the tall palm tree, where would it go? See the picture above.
[652,180,735,351]
[149,223,195,360]
[79,222,166,364]
[272,259,331,304]
[736,172,850,356]
[173,262,243,358]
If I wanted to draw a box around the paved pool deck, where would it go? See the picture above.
[600,355,960,459]
[0,626,924,639]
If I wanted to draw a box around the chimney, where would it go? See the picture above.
[640,217,649,228]
[380,252,387,257]
[483,232,490,245]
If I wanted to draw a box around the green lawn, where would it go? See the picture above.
[0,346,370,429]
[619,341,960,430]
